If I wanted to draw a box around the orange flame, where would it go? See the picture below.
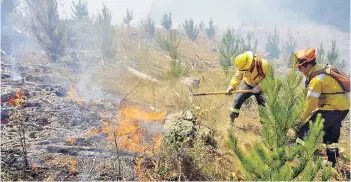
[6,89,24,107]
[101,106,166,154]
[66,85,84,104]
[65,137,76,144]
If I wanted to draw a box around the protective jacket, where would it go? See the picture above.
[301,64,350,121]
[229,57,270,89]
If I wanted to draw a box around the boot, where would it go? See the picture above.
[326,148,339,167]
[230,112,239,123]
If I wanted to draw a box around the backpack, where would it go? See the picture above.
[250,55,265,80]
[306,64,350,94]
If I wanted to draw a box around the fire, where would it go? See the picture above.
[66,85,84,104]
[65,137,76,144]
[101,106,166,154]
[6,89,25,107]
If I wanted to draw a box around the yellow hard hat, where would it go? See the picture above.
[234,51,254,71]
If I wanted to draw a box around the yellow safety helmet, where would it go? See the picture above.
[233,51,254,71]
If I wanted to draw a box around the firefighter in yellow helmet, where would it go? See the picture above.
[292,48,350,167]
[226,51,271,123]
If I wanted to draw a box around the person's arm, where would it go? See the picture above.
[300,78,321,122]
[229,69,244,89]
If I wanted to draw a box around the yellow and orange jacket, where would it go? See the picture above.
[301,64,350,121]
[229,57,271,89]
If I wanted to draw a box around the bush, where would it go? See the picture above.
[71,0,88,20]
[204,18,215,40]
[123,9,133,27]
[26,0,66,62]
[141,14,155,37]
[183,19,199,41]
[265,27,280,59]
[95,4,116,59]
[160,12,172,30]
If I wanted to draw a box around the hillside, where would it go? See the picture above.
[1,0,350,181]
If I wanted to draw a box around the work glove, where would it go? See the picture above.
[252,86,261,93]
[225,86,235,95]
[286,128,297,138]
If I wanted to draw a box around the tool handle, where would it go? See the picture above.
[192,90,258,96]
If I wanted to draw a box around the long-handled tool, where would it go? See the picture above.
[192,89,258,96]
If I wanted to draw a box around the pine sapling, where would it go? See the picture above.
[183,19,199,41]
[96,4,116,58]
[316,43,327,64]
[205,18,215,40]
[71,0,88,20]
[157,29,180,53]
[327,40,339,65]
[160,12,172,30]
[218,29,240,75]
[283,31,296,64]
[141,14,155,37]
[123,9,134,27]
[228,67,332,181]
[26,0,66,62]
[265,27,280,59]
[198,21,205,32]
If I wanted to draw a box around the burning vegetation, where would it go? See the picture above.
[1,0,350,181]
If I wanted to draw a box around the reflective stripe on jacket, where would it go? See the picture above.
[301,64,350,121]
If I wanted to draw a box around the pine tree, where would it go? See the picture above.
[218,29,241,75]
[265,27,280,59]
[141,14,155,37]
[205,18,215,40]
[316,43,327,64]
[157,29,180,53]
[71,0,88,20]
[327,40,339,66]
[283,30,296,65]
[123,9,134,27]
[182,19,199,41]
[96,4,116,58]
[160,12,172,30]
[26,0,66,62]
[228,67,332,181]
[198,21,205,32]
